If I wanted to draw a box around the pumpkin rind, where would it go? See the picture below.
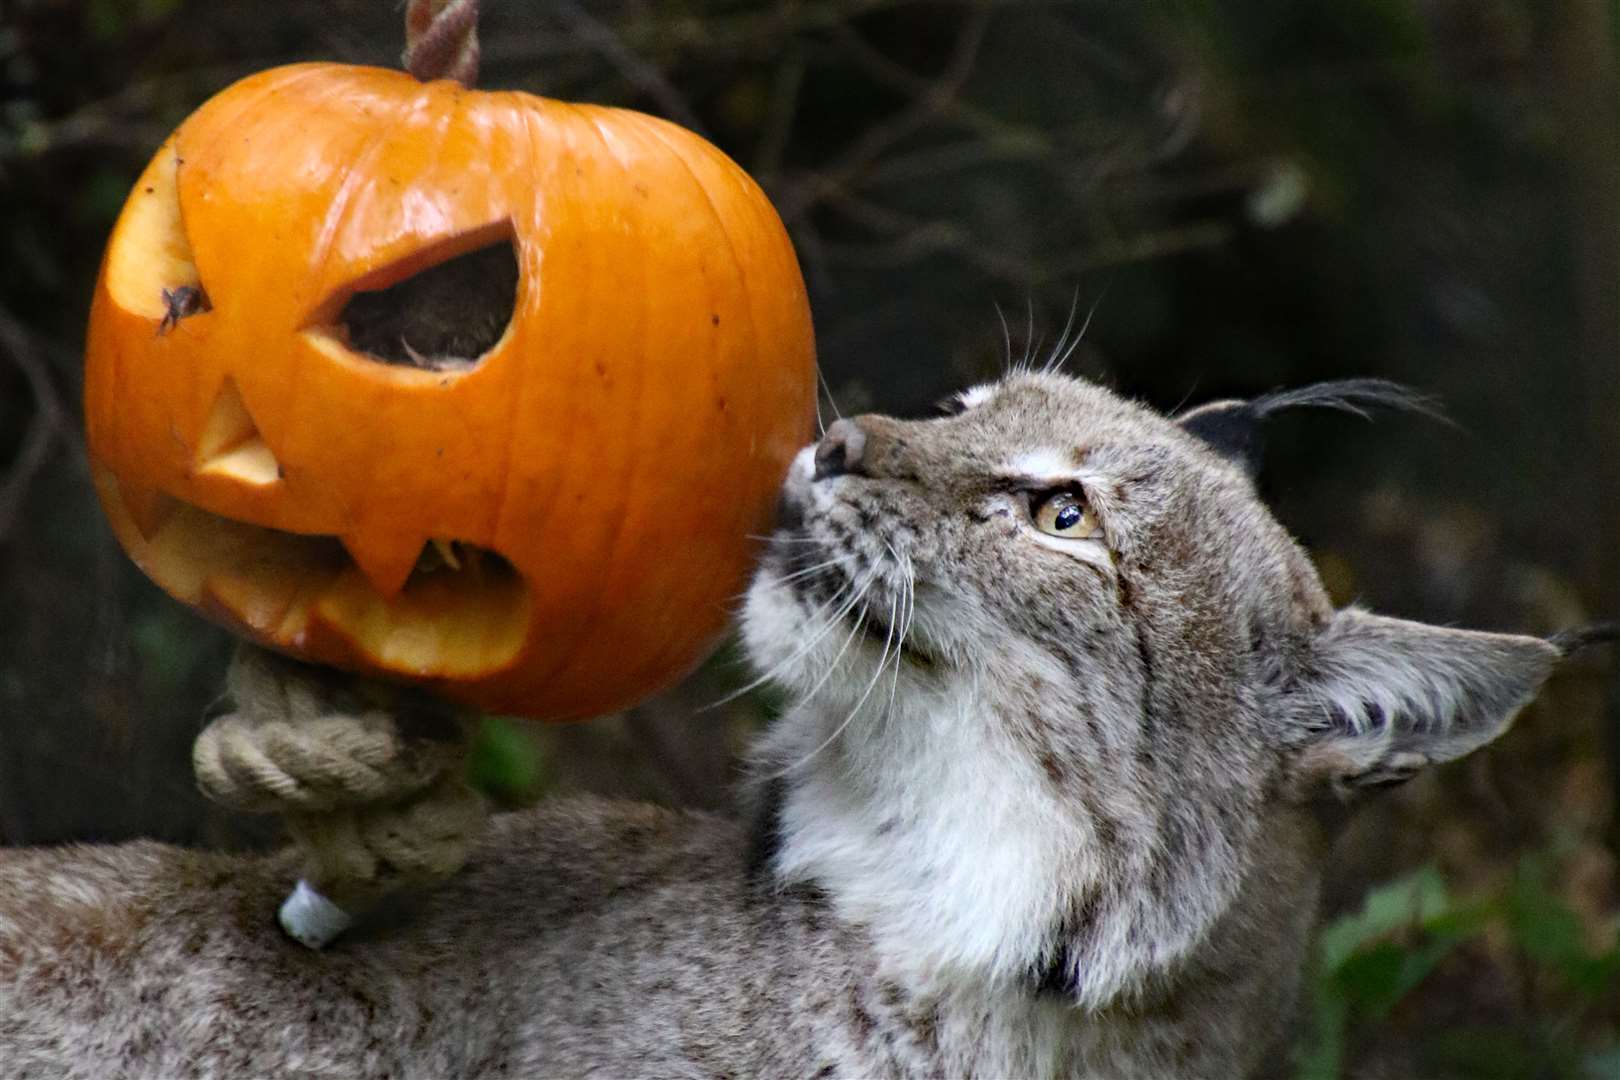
[85,64,816,719]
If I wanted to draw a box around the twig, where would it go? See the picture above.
[816,187,1231,283]
[0,65,249,166]
[856,135,1050,188]
[1033,220,1233,280]
[0,307,68,545]
[776,3,996,223]
[827,17,1050,155]
[788,220,836,296]
[496,0,943,61]
[621,706,715,808]
[550,0,706,133]
[819,191,1037,282]
[753,43,808,182]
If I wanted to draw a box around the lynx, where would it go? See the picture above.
[0,371,1586,1078]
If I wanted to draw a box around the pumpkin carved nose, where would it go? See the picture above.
[814,418,867,480]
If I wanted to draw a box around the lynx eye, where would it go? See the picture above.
[1032,489,1099,539]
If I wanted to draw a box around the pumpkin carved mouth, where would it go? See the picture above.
[95,468,530,680]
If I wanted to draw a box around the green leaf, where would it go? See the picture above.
[86,0,127,40]
[465,716,544,802]
[129,605,217,698]
[1507,858,1620,997]
[1293,985,1349,1080]
[1317,865,1452,975]
[75,168,137,227]
[1332,935,1463,1019]
[1425,1028,1570,1080]
[1584,1044,1620,1079]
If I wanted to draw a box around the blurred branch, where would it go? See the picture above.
[826,17,1050,155]
[0,307,68,545]
[1,64,250,168]
[621,705,723,810]
[858,135,1048,187]
[819,190,1035,281]
[776,3,995,222]
[549,0,706,133]
[819,189,1231,283]
[752,42,808,181]
[483,0,927,73]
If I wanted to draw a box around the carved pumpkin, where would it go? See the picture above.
[84,63,816,719]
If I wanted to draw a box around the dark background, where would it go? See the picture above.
[2,2,1617,1075]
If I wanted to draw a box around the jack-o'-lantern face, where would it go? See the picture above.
[85,64,816,720]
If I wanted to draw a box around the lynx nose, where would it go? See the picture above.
[813,419,867,480]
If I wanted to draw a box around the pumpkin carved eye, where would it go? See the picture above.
[103,146,206,326]
[339,232,520,371]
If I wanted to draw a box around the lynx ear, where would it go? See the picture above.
[1178,379,1442,476]
[1284,608,1560,797]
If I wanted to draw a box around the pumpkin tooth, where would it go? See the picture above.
[196,376,261,462]
[339,531,430,600]
[119,480,181,541]
[431,538,462,571]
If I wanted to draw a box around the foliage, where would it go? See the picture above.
[465,716,546,807]
[1300,859,1620,1079]
[1,0,1615,1071]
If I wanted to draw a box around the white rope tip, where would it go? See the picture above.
[278,879,354,949]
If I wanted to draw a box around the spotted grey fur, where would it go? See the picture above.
[0,372,1565,1078]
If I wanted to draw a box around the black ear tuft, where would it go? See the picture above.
[1177,379,1447,476]
[1548,622,1620,657]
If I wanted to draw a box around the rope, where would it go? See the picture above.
[194,646,488,928]
[403,0,481,87]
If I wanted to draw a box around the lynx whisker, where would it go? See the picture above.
[1044,284,1105,374]
[994,301,1014,370]
[773,556,850,586]
[816,364,844,425]
[880,553,917,737]
[724,555,851,617]
[705,565,875,710]
[1022,296,1036,370]
[792,601,872,717]
[771,586,900,778]
[1042,287,1082,375]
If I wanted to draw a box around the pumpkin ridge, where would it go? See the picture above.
[627,112,773,681]
[303,83,435,544]
[489,100,564,553]
[481,93,537,545]
[169,67,355,460]
[306,112,402,280]
[519,105,667,691]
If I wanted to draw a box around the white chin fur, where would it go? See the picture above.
[741,563,896,704]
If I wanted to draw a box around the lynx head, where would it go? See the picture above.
[743,371,1563,1011]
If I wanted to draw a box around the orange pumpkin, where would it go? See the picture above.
[84,63,816,720]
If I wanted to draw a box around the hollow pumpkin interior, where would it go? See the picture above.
[97,468,531,679]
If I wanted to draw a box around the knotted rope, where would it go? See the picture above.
[193,646,488,946]
[404,0,481,87]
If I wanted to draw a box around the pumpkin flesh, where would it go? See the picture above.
[86,64,816,719]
